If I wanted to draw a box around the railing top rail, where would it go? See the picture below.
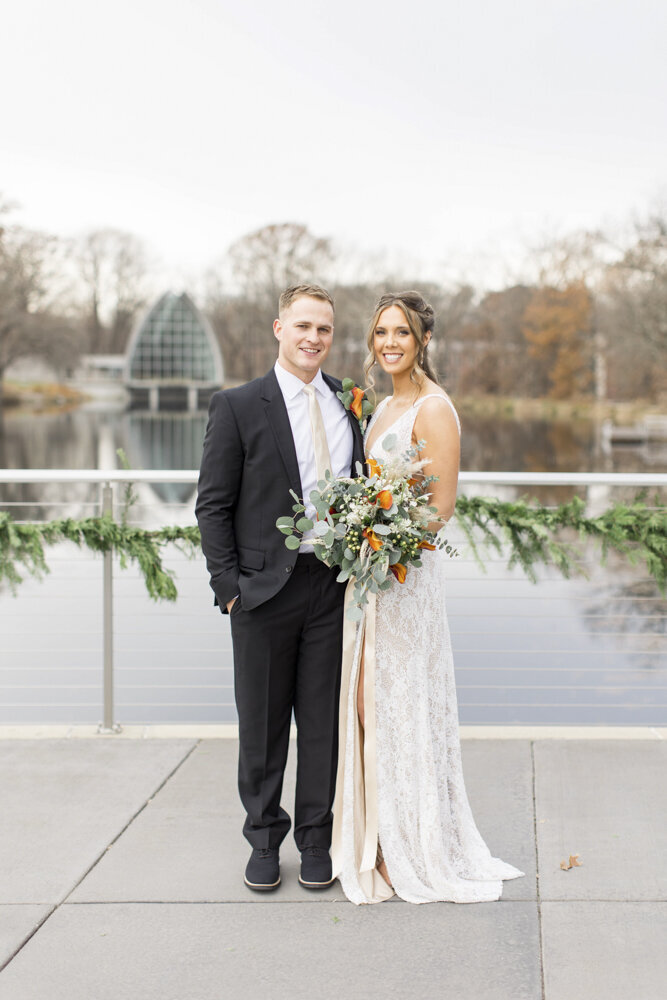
[1,470,666,486]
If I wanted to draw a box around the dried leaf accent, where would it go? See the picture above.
[560,854,582,871]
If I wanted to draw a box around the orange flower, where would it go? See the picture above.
[363,528,383,552]
[418,541,436,550]
[368,457,382,478]
[350,386,365,420]
[376,490,393,510]
[389,563,407,583]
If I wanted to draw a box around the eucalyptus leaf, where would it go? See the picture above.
[382,433,398,452]
[342,378,355,391]
[372,523,391,535]
[284,535,301,550]
[295,517,314,532]
[276,516,294,528]
[346,604,363,622]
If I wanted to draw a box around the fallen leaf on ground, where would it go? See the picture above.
[560,854,582,871]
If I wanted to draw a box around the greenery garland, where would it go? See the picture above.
[455,494,666,591]
[0,495,665,601]
[0,513,201,600]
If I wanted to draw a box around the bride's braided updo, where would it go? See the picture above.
[363,290,440,394]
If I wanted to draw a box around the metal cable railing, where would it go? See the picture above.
[1,470,666,729]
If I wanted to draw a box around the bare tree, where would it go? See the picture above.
[77,228,151,353]
[0,209,81,409]
[228,223,334,303]
[595,211,667,400]
[206,223,336,382]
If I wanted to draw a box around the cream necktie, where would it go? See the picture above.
[303,383,332,482]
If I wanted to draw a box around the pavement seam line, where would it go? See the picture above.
[0,739,201,975]
[531,739,546,1000]
[0,904,58,976]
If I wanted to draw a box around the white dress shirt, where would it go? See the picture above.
[274,361,354,550]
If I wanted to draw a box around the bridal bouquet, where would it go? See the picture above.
[276,436,455,619]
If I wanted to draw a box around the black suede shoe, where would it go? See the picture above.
[244,848,280,891]
[299,847,334,889]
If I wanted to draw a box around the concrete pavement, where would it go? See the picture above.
[0,730,665,1000]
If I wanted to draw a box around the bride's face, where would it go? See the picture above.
[373,305,421,377]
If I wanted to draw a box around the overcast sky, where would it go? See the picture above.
[2,0,666,288]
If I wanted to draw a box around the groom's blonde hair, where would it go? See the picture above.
[279,284,334,316]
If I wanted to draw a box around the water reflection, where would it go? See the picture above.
[0,406,208,518]
[121,411,207,505]
[1,404,665,516]
[582,573,667,670]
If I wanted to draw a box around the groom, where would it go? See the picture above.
[196,284,364,892]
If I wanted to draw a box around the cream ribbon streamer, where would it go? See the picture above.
[331,585,394,901]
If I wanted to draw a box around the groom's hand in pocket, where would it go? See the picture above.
[227,597,237,614]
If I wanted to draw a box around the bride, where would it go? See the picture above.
[331,290,524,904]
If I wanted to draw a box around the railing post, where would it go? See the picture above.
[98,482,121,734]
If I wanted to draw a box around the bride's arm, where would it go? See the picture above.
[413,397,460,527]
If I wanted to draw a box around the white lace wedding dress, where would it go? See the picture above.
[331,394,524,904]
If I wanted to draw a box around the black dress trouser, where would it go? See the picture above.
[229,553,346,851]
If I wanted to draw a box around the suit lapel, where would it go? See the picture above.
[261,370,303,496]
[322,372,365,475]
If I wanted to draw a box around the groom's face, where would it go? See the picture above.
[273,295,334,381]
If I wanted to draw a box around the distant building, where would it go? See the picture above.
[123,292,224,411]
[79,355,126,380]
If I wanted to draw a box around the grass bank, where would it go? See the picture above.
[1,381,89,411]
[455,394,666,423]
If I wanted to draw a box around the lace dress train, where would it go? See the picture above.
[331,395,524,905]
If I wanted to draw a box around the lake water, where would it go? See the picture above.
[1,402,665,726]
[2,402,664,483]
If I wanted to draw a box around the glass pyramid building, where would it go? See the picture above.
[124,292,223,410]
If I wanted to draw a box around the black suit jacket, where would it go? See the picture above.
[195,368,365,613]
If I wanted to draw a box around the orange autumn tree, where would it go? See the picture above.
[521,282,594,398]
